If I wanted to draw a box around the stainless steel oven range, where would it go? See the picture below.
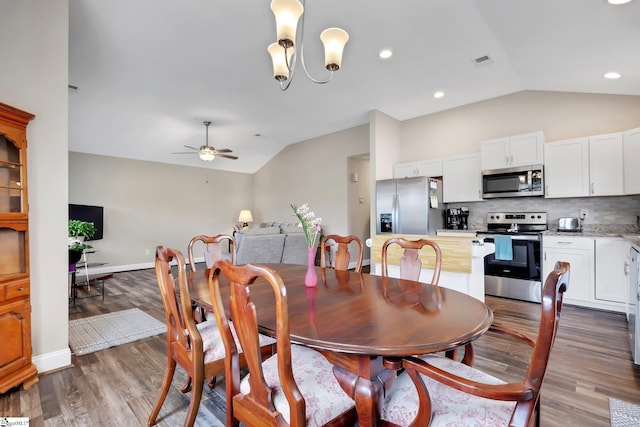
[477,212,548,303]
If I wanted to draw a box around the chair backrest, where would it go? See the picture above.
[399,261,570,426]
[210,259,306,426]
[155,246,204,369]
[381,237,442,285]
[187,234,235,271]
[320,234,364,273]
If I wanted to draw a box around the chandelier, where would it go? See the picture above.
[268,0,349,91]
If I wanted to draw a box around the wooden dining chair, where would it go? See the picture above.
[380,261,570,427]
[209,259,358,427]
[381,237,442,285]
[187,233,235,272]
[149,246,275,427]
[320,234,364,273]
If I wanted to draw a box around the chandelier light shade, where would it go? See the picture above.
[268,0,349,90]
[238,210,254,228]
[320,27,349,71]
[268,42,294,81]
[271,0,303,47]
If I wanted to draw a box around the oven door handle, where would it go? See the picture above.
[479,234,541,242]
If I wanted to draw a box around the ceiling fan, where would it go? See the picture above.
[173,121,238,161]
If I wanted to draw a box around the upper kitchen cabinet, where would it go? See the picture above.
[480,131,544,171]
[623,127,640,195]
[544,137,590,198]
[589,132,623,196]
[443,153,483,203]
[394,159,443,179]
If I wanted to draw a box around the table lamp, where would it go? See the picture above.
[238,210,253,229]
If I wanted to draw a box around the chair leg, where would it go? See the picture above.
[184,373,204,427]
[148,358,177,426]
[207,376,217,389]
[179,375,192,393]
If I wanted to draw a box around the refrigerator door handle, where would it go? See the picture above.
[393,193,398,234]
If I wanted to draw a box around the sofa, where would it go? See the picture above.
[235,223,309,265]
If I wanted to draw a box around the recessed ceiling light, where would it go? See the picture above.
[607,0,632,5]
[604,71,622,79]
[378,49,393,60]
[433,91,445,99]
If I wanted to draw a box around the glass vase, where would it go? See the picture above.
[305,246,318,287]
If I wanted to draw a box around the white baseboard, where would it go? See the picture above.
[33,347,72,374]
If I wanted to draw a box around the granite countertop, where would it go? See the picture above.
[622,234,640,251]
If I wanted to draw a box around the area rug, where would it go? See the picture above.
[69,308,166,355]
[610,398,640,427]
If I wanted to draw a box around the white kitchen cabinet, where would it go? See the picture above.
[594,237,630,304]
[623,127,640,195]
[481,131,544,171]
[394,159,443,178]
[543,235,627,312]
[589,132,623,196]
[394,162,419,178]
[543,137,590,198]
[543,236,594,305]
[442,153,483,203]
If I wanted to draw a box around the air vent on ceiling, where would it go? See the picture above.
[472,55,494,67]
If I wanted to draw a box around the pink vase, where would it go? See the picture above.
[305,246,318,287]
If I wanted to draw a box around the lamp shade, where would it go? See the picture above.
[268,42,294,81]
[270,0,303,48]
[320,27,349,71]
[238,210,253,223]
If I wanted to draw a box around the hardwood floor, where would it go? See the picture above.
[1,267,639,426]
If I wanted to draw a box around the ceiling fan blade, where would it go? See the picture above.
[217,154,238,160]
[214,148,232,153]
[172,151,198,155]
[183,145,199,151]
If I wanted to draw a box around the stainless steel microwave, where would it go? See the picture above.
[482,165,544,198]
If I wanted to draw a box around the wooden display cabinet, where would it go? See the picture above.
[0,101,37,393]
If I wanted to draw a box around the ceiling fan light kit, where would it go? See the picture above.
[268,0,349,90]
[172,121,238,162]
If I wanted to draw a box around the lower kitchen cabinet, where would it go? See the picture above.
[594,237,630,304]
[542,235,628,312]
[543,236,594,305]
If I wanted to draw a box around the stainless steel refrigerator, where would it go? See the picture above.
[376,177,444,235]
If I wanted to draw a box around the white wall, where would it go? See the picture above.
[253,125,369,236]
[69,152,254,269]
[0,0,70,371]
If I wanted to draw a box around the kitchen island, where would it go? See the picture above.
[371,234,495,302]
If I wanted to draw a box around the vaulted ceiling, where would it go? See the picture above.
[69,0,640,173]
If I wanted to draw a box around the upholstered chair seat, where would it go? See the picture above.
[239,344,356,427]
[382,354,515,426]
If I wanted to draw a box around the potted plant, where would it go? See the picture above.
[68,220,96,253]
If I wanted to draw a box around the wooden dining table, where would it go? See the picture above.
[188,263,493,427]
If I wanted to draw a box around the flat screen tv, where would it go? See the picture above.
[69,204,104,240]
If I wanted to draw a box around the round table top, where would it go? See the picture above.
[189,263,493,357]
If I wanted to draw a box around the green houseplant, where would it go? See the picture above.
[68,220,96,252]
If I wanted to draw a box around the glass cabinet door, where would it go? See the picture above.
[0,135,24,214]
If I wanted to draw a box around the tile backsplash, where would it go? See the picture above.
[450,195,640,233]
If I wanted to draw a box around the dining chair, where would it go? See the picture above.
[187,234,235,272]
[380,261,571,427]
[149,246,275,427]
[381,237,442,285]
[320,234,364,273]
[209,259,358,427]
